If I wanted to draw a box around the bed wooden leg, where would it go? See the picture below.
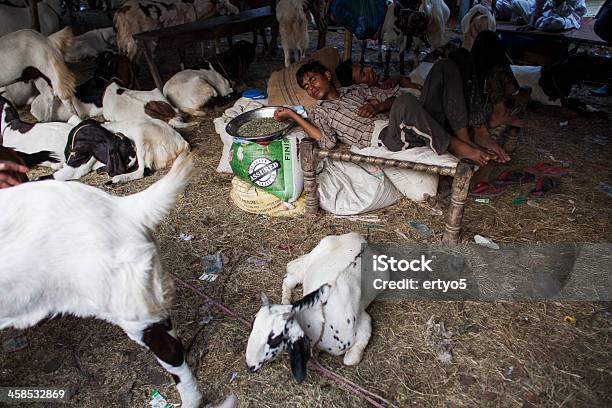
[300,138,319,216]
[141,40,164,92]
[442,160,475,244]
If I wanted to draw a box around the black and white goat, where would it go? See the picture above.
[0,153,236,408]
[53,118,190,183]
[0,28,79,119]
[0,95,72,168]
[246,233,387,382]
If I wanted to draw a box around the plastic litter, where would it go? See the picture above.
[559,121,568,128]
[474,235,500,250]
[431,207,443,216]
[245,254,272,266]
[512,196,526,206]
[563,315,576,324]
[2,331,27,353]
[591,135,609,146]
[230,372,238,382]
[242,89,267,100]
[149,389,172,408]
[178,233,194,241]
[475,198,490,203]
[559,160,570,168]
[333,215,381,223]
[596,182,612,198]
[526,199,543,209]
[199,254,223,282]
[409,220,433,237]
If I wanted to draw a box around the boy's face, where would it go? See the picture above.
[301,70,334,100]
[351,64,378,86]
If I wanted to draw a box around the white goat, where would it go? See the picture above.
[29,78,103,123]
[246,233,387,382]
[461,4,496,50]
[276,0,309,68]
[0,95,72,169]
[65,27,117,63]
[0,28,79,119]
[163,66,233,116]
[0,0,62,36]
[0,154,236,408]
[103,82,193,129]
[53,118,191,183]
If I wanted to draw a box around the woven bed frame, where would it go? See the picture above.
[299,127,521,244]
[299,139,474,244]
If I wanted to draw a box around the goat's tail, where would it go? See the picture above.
[48,26,74,56]
[114,10,139,60]
[16,150,60,167]
[122,153,196,230]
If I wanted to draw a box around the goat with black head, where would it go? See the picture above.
[246,233,387,383]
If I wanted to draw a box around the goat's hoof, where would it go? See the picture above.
[104,180,114,186]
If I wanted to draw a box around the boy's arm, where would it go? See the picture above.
[357,96,396,118]
[274,107,323,140]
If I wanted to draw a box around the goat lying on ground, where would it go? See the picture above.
[53,118,190,183]
[30,52,135,122]
[163,59,236,115]
[103,82,193,129]
[0,28,79,119]
[246,233,387,382]
[0,95,72,168]
[277,0,309,67]
[0,153,236,408]
[65,27,117,63]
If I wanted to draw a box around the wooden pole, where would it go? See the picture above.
[442,160,475,244]
[30,0,41,32]
[141,40,164,91]
[343,30,352,61]
[300,138,319,216]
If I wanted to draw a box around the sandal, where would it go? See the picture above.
[469,181,505,198]
[524,163,569,178]
[491,170,535,187]
[530,177,561,197]
[488,124,509,141]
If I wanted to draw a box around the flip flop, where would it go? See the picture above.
[524,163,569,178]
[530,177,561,197]
[488,124,509,140]
[469,181,504,198]
[491,170,536,187]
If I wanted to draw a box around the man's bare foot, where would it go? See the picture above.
[449,137,495,166]
[474,130,511,163]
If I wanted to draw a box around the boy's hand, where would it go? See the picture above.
[380,77,399,89]
[357,103,378,118]
[0,160,28,189]
[273,107,295,121]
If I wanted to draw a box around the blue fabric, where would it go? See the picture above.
[330,0,387,40]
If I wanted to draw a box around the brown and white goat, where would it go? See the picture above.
[0,154,236,408]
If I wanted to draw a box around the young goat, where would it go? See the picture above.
[0,28,79,119]
[276,0,310,67]
[246,233,388,382]
[0,154,236,408]
[103,82,193,129]
[0,95,72,168]
[53,118,190,183]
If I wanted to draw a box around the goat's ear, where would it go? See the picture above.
[260,292,269,307]
[288,336,310,384]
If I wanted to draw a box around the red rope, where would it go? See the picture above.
[171,274,397,408]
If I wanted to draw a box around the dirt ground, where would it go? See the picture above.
[1,14,611,408]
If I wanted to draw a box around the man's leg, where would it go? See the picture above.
[380,94,494,166]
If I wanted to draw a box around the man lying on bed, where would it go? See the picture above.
[273,60,508,167]
[496,0,587,31]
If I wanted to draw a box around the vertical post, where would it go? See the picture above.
[300,138,319,216]
[141,40,164,91]
[343,30,352,61]
[442,160,475,244]
[30,0,41,32]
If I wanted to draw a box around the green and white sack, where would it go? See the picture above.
[230,130,305,202]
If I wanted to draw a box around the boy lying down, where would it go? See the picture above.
[273,61,509,166]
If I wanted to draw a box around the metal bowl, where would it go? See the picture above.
[225,106,296,142]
